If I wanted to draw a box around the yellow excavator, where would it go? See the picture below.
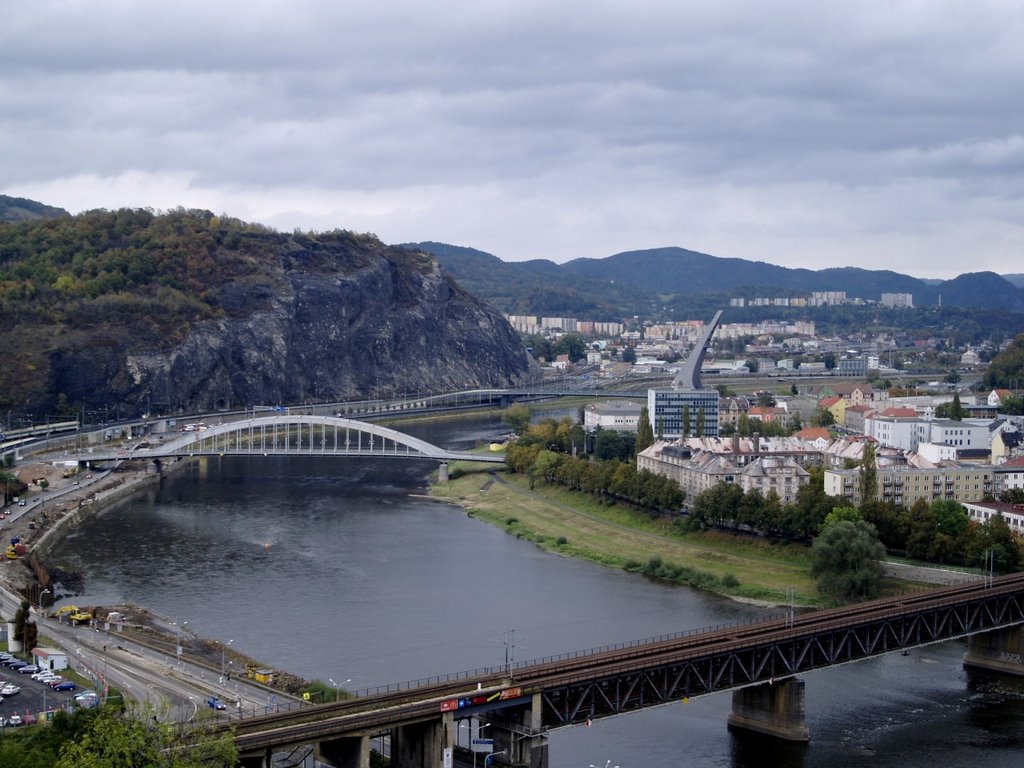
[51,605,93,624]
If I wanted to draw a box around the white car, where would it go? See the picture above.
[1,683,20,696]
[33,670,58,682]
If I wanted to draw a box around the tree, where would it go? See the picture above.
[812,407,835,427]
[810,519,886,602]
[949,391,964,421]
[621,346,637,364]
[695,408,706,438]
[859,442,877,506]
[554,333,587,362]
[55,704,238,768]
[788,410,803,433]
[682,405,691,437]
[502,404,531,435]
[635,406,655,454]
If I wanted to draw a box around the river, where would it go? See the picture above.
[49,415,1024,767]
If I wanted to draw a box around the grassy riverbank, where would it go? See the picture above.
[431,463,822,607]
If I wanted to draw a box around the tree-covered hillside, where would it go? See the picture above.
[0,209,533,420]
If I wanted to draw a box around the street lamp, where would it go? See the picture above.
[221,639,234,679]
[329,677,351,702]
[484,750,507,767]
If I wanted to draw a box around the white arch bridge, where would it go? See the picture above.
[83,415,506,465]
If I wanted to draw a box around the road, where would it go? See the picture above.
[1,584,302,724]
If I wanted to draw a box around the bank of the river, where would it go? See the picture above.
[431,462,823,606]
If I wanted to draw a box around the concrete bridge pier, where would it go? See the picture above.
[964,626,1024,676]
[490,693,549,768]
[317,733,371,768]
[438,461,449,483]
[727,677,810,742]
[391,712,454,768]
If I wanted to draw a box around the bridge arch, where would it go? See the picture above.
[88,415,504,464]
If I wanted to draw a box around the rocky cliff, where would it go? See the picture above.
[0,208,535,418]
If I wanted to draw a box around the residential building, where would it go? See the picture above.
[995,456,1024,492]
[880,292,914,308]
[636,442,809,504]
[961,501,1024,536]
[825,463,994,508]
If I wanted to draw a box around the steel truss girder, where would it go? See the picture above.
[540,592,1024,727]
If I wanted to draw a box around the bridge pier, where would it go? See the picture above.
[391,712,454,768]
[727,678,810,742]
[964,626,1024,676]
[438,461,449,483]
[489,693,549,768]
[318,733,371,768]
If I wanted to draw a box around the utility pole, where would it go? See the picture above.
[504,629,515,677]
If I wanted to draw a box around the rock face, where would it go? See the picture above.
[3,210,535,417]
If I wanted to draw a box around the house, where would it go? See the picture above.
[748,406,789,426]
[819,396,849,425]
[844,403,876,434]
[988,389,1013,407]
[793,427,832,450]
[32,647,69,672]
[552,354,571,371]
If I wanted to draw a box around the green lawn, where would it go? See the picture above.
[433,466,821,606]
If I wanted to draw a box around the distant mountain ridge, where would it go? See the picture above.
[0,194,68,223]
[407,243,1024,315]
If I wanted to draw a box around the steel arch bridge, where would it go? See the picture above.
[84,415,505,464]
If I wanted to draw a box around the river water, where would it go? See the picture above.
[49,415,1024,767]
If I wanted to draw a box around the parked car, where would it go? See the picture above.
[5,660,27,670]
[52,681,77,691]
[31,670,54,681]
[17,664,40,674]
[206,696,226,710]
[1,683,20,696]
[74,690,100,708]
[45,677,66,688]
[5,713,23,727]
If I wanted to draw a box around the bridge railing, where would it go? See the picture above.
[350,612,793,698]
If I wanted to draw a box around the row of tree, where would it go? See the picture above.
[503,409,683,513]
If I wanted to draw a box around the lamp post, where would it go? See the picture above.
[221,639,233,679]
[484,750,507,767]
[172,621,188,668]
[329,677,351,702]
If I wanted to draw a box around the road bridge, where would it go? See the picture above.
[219,573,1024,768]
[78,414,505,468]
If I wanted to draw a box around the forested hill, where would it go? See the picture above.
[0,209,533,419]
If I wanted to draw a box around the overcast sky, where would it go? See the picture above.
[3,2,1023,278]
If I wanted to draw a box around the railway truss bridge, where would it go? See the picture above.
[222,573,1024,768]
[80,414,505,474]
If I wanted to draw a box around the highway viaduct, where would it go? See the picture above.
[215,573,1024,768]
